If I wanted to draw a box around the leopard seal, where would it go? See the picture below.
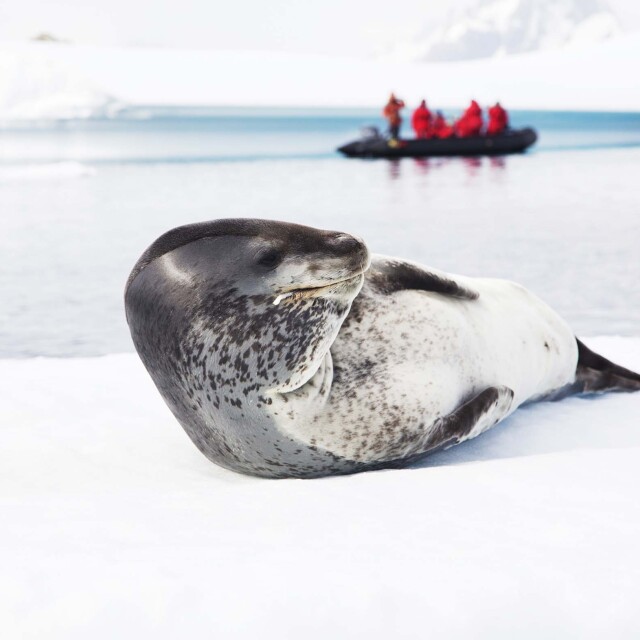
[125,218,640,478]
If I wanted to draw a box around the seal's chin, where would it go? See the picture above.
[273,273,364,306]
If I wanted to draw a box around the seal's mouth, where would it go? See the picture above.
[273,273,365,306]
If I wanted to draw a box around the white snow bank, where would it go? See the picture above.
[1,33,639,117]
[1,336,639,639]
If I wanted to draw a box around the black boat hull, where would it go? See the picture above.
[337,128,537,158]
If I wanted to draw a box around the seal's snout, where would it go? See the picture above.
[329,233,362,255]
[326,232,370,272]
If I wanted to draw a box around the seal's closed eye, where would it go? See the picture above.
[256,247,283,269]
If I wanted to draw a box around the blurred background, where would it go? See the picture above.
[0,0,638,357]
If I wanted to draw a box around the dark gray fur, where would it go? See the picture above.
[368,259,479,300]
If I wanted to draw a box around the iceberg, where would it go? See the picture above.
[391,0,624,62]
[0,43,123,122]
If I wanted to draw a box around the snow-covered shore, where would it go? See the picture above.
[0,33,639,120]
[2,336,640,638]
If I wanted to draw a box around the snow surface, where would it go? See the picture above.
[2,336,640,638]
[0,32,639,118]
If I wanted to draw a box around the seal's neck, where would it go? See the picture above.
[201,292,350,396]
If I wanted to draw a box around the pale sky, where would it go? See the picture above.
[0,0,638,56]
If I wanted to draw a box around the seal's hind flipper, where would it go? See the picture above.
[575,339,640,393]
[369,258,479,300]
[366,386,514,472]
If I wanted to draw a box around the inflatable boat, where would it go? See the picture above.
[337,127,537,158]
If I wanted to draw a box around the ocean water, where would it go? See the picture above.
[0,109,639,357]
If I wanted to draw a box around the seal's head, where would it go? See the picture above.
[125,219,370,477]
[126,218,368,306]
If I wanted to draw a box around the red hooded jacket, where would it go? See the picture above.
[455,100,483,137]
[487,103,509,135]
[432,113,454,139]
[411,101,432,138]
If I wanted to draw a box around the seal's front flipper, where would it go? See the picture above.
[575,339,640,393]
[430,385,515,449]
[369,257,479,300]
[368,386,515,471]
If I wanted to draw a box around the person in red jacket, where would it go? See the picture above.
[382,93,405,140]
[455,100,483,137]
[431,111,454,139]
[487,102,509,135]
[411,100,432,138]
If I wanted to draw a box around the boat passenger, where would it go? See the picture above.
[411,100,432,139]
[487,102,509,135]
[383,93,406,140]
[455,100,483,137]
[432,111,454,139]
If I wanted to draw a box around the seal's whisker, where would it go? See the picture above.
[273,292,293,306]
